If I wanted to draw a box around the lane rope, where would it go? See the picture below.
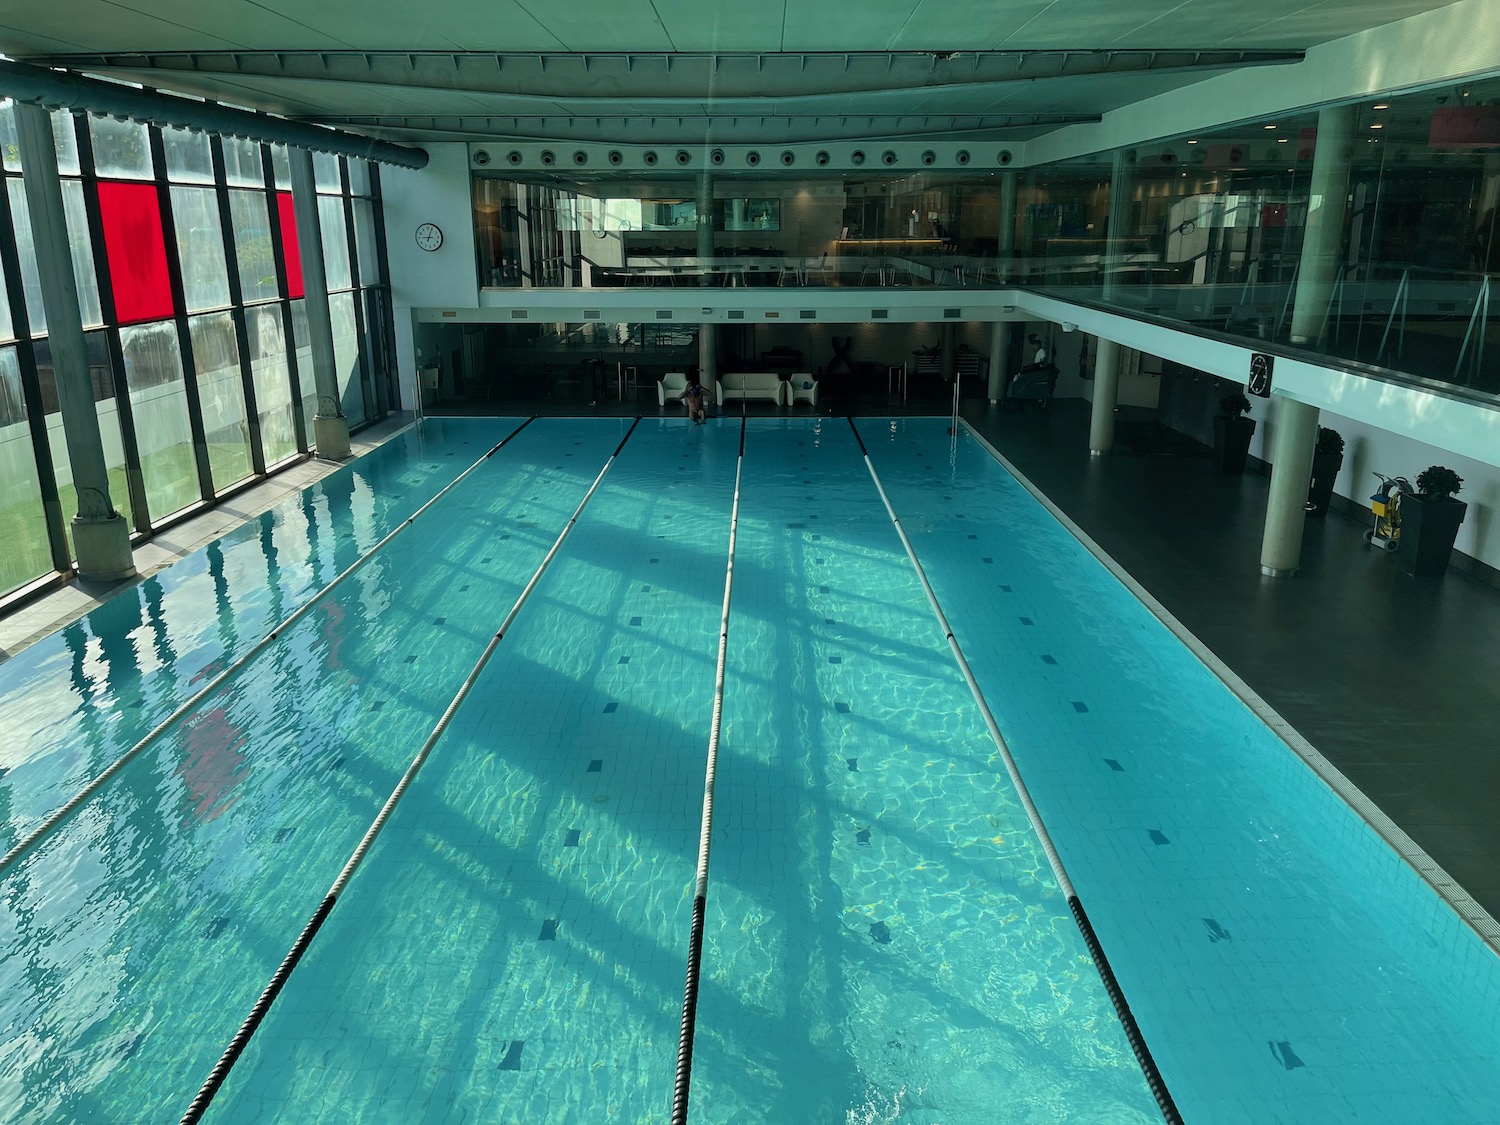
[0,417,538,883]
[670,414,746,1125]
[846,417,1183,1125]
[178,418,641,1125]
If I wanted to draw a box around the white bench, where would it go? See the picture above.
[716,372,785,407]
[787,374,820,406]
[658,371,688,406]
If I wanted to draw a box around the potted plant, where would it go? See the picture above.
[1305,426,1345,517]
[1212,391,1256,475]
[1399,465,1467,577]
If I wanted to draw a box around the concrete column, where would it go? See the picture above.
[14,103,134,582]
[696,170,714,282]
[698,322,718,401]
[1102,150,1133,302]
[289,148,350,458]
[1289,106,1356,345]
[987,321,1012,402]
[997,172,1017,280]
[1088,337,1120,456]
[1259,397,1320,577]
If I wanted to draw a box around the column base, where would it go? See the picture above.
[72,513,136,583]
[313,414,352,460]
[1260,565,1298,578]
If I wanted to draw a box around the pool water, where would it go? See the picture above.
[0,416,1495,1125]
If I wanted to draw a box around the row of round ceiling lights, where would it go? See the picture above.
[474,147,1012,168]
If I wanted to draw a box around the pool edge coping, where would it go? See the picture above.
[959,417,1500,958]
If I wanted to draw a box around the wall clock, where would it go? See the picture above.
[415,223,444,252]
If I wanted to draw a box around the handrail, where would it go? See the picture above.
[0,417,537,883]
[179,417,642,1125]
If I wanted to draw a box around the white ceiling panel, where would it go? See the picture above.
[889,1,1065,49]
[780,0,926,51]
[0,3,247,54]
[647,0,788,53]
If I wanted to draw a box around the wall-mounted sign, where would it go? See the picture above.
[1249,353,1274,397]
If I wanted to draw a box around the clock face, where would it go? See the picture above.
[415,223,443,252]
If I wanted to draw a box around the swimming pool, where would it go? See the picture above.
[0,416,1495,1124]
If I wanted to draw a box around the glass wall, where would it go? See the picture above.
[1024,77,1500,396]
[0,98,395,602]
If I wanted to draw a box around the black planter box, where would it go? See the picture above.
[1212,415,1256,475]
[1305,450,1344,516]
[1398,494,1467,577]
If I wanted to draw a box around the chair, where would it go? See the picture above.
[658,372,688,406]
[805,252,831,286]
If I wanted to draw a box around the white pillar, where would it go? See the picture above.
[1260,397,1320,577]
[987,321,1011,402]
[289,148,350,458]
[1289,106,1356,345]
[1089,337,1120,456]
[14,103,134,582]
[997,172,1017,280]
[698,322,718,401]
[1102,150,1133,302]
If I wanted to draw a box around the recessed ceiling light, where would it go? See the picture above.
[1187,139,1198,144]
[1370,123,1384,129]
[1264,124,1277,130]
[1278,138,1289,143]
[1372,103,1389,110]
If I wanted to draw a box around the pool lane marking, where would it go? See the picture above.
[0,416,539,885]
[845,417,1184,1125]
[178,417,642,1125]
[959,420,1500,956]
[670,413,746,1125]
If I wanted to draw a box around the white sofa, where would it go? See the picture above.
[658,372,689,406]
[716,372,785,407]
[787,373,820,406]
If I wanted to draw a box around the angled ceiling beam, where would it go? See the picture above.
[0,57,427,167]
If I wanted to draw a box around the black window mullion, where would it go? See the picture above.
[209,131,266,476]
[149,125,214,503]
[74,112,154,535]
[261,143,309,454]
[339,157,378,423]
[368,163,399,411]
[0,171,72,574]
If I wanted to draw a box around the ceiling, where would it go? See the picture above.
[0,0,1466,149]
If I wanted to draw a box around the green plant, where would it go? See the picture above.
[1220,392,1252,417]
[1316,427,1345,455]
[1416,465,1463,500]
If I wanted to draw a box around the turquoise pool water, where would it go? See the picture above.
[0,416,1495,1124]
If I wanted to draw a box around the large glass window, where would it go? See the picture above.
[329,291,365,425]
[228,190,279,303]
[313,152,342,193]
[170,186,231,311]
[189,312,252,488]
[120,320,199,520]
[0,106,77,174]
[223,137,263,187]
[290,298,317,424]
[0,346,54,594]
[353,198,380,285]
[248,304,298,464]
[318,195,352,291]
[162,127,214,184]
[9,178,105,332]
[88,116,153,180]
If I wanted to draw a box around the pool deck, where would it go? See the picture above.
[2,397,1496,928]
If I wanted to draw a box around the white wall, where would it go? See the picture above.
[1022,0,1500,167]
[379,143,479,409]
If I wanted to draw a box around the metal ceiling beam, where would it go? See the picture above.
[0,57,428,168]
[27,48,1305,100]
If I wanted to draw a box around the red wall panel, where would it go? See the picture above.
[277,192,305,299]
[96,181,175,325]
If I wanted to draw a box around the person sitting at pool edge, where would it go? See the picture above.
[679,372,707,424]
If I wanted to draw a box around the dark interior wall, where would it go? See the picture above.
[1158,360,1243,445]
